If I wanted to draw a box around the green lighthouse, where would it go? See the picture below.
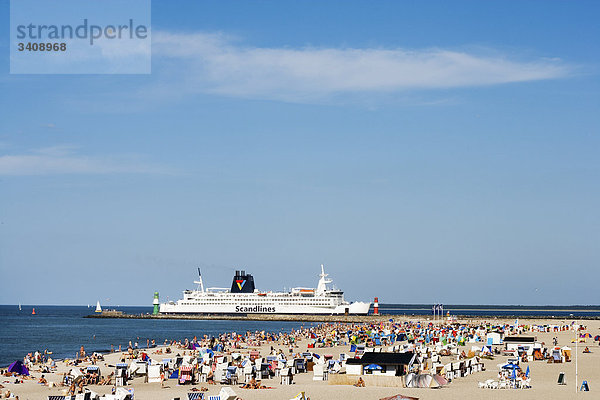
[153,291,159,315]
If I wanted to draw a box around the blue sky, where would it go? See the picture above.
[0,0,598,306]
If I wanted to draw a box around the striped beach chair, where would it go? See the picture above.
[187,393,204,400]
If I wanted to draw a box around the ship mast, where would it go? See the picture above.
[194,267,205,293]
[316,264,332,295]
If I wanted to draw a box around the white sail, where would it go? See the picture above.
[95,300,102,313]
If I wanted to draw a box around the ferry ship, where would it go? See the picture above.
[159,265,371,315]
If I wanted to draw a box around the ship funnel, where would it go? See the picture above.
[230,270,255,293]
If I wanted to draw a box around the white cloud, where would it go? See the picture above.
[151,32,572,102]
[0,146,172,176]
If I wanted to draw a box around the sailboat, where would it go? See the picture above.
[18,303,22,311]
[95,301,102,313]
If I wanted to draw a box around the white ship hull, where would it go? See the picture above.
[160,300,371,315]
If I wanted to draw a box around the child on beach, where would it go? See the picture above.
[354,377,366,387]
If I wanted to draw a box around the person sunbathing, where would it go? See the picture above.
[38,375,48,385]
[242,377,262,389]
[354,377,366,387]
[98,374,111,385]
[583,347,591,353]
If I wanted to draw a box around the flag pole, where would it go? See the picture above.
[575,318,578,393]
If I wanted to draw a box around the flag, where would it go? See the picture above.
[526,366,530,378]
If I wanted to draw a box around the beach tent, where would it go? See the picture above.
[7,360,29,376]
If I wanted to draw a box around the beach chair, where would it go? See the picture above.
[224,366,238,385]
[179,365,194,384]
[147,364,162,383]
[187,393,204,400]
[242,363,253,383]
[214,368,224,384]
[198,364,210,382]
[281,368,292,385]
[115,363,128,386]
[259,363,270,379]
[312,364,323,381]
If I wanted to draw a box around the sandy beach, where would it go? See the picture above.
[2,317,598,400]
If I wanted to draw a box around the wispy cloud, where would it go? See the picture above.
[150,32,573,103]
[0,145,173,176]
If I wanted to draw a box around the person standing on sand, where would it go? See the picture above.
[160,370,165,388]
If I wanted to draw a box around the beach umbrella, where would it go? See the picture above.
[364,364,383,370]
[594,335,600,341]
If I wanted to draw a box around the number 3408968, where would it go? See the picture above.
[18,42,67,51]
